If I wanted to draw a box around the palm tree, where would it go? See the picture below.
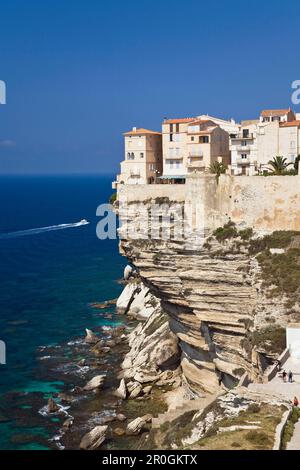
[209,161,227,181]
[267,156,292,175]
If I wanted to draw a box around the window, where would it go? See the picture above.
[199,136,209,143]
[241,154,247,159]
[170,124,174,133]
[242,129,249,138]
[127,152,131,159]
[140,152,144,158]
[131,152,135,160]
[170,134,173,142]
[191,136,194,141]
[176,123,179,133]
[241,140,247,146]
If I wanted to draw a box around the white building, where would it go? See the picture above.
[231,108,300,175]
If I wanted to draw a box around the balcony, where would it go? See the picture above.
[231,133,254,140]
[165,154,183,160]
[237,145,251,152]
[187,159,205,169]
[189,150,203,158]
[130,169,141,177]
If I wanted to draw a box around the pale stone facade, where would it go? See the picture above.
[113,127,162,187]
[162,118,230,178]
[231,109,300,175]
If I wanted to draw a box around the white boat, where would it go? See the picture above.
[79,219,89,225]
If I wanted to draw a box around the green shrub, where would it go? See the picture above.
[213,221,237,242]
[245,430,271,446]
[247,403,261,414]
[281,407,300,449]
[109,192,117,204]
[251,326,286,354]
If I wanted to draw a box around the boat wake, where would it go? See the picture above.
[0,219,90,239]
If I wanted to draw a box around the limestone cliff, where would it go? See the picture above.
[117,199,300,397]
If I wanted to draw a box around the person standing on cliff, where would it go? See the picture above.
[293,396,299,407]
[288,371,293,383]
[282,370,287,382]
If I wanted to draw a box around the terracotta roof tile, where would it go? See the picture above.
[163,118,196,124]
[261,108,291,117]
[123,128,161,136]
[279,120,300,128]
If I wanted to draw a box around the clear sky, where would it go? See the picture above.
[0,0,300,174]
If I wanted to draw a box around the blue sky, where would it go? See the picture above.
[0,0,299,174]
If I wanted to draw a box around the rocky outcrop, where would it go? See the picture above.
[114,379,127,399]
[83,374,106,391]
[80,425,108,450]
[85,329,99,345]
[126,417,147,435]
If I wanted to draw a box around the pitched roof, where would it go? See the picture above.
[279,120,300,128]
[187,119,217,126]
[123,128,161,136]
[261,108,291,117]
[163,118,196,124]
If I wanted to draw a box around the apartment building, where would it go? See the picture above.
[197,114,240,136]
[161,118,230,180]
[112,127,162,187]
[231,109,300,175]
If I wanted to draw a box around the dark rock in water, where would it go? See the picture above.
[114,427,125,436]
[80,425,108,450]
[58,393,75,403]
[63,418,73,429]
[85,329,99,345]
[90,299,117,309]
[83,374,106,391]
[47,398,59,413]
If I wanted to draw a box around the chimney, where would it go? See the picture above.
[132,126,137,132]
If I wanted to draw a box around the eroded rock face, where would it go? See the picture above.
[118,233,259,395]
[80,425,108,450]
[117,198,298,396]
[121,303,180,384]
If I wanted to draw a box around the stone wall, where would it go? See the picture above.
[117,174,300,235]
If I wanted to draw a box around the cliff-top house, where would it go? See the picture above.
[161,117,230,182]
[231,108,300,175]
[112,127,162,187]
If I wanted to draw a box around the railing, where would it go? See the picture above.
[237,145,251,152]
[187,160,205,168]
[189,151,203,157]
[231,133,254,140]
[130,170,141,177]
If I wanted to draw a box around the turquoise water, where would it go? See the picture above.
[0,175,125,449]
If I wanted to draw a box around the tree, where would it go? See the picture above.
[209,161,227,182]
[267,156,292,175]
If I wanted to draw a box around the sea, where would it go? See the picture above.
[0,175,126,450]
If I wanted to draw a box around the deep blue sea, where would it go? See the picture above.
[0,175,125,449]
